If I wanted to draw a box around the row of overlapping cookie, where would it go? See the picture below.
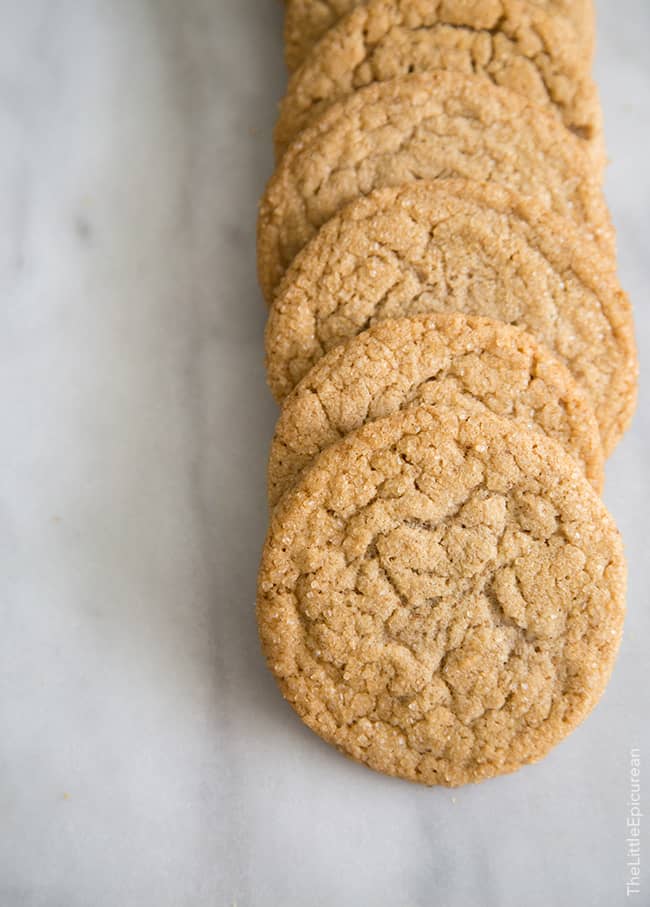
[255,0,638,787]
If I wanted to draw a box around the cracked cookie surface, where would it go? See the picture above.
[258,403,626,786]
[283,0,596,72]
[265,180,636,456]
[267,312,604,506]
[258,72,613,301]
[276,0,602,160]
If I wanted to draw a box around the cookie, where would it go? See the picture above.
[265,180,636,456]
[267,312,604,506]
[276,0,602,160]
[258,72,613,302]
[258,403,626,786]
[283,0,596,72]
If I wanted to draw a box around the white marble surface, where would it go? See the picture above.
[0,2,648,904]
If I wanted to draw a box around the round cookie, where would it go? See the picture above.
[258,403,626,787]
[258,72,613,302]
[268,312,605,506]
[265,180,636,456]
[276,0,602,160]
[283,0,596,72]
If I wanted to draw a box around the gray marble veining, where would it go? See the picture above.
[0,1,648,904]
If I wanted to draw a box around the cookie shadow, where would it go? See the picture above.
[151,0,309,733]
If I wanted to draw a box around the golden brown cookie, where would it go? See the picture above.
[283,0,596,72]
[258,73,613,302]
[276,0,602,160]
[267,313,604,506]
[258,403,626,787]
[265,180,636,456]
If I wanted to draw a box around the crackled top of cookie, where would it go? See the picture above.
[283,0,595,71]
[276,0,601,159]
[268,313,604,506]
[265,180,636,456]
[258,72,612,301]
[258,404,626,786]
